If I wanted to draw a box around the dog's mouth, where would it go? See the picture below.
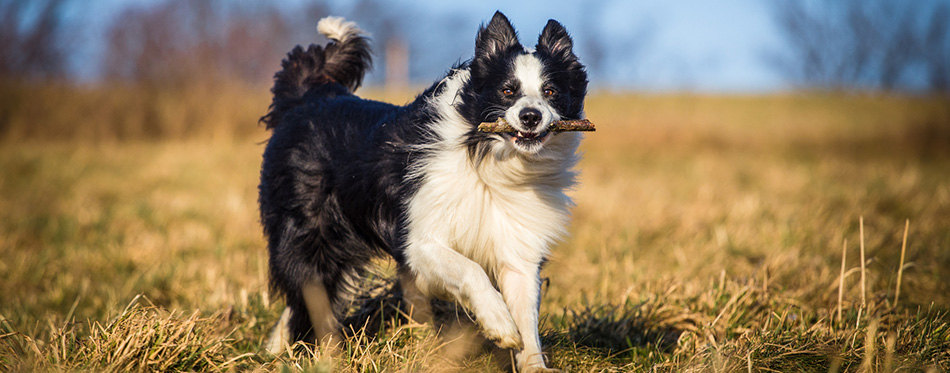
[501,130,552,153]
[515,130,547,141]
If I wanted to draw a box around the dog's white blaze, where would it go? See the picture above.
[506,54,560,133]
[514,54,545,94]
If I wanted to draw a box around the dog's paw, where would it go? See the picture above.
[476,298,522,349]
[481,316,522,350]
[487,332,523,350]
[517,351,559,373]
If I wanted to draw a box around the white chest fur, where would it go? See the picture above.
[406,147,573,276]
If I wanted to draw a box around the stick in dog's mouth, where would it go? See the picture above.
[477,118,596,133]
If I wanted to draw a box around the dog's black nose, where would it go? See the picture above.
[519,108,542,129]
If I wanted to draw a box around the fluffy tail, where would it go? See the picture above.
[261,16,372,129]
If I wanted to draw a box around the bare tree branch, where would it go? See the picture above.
[102,0,326,87]
[767,0,950,92]
[0,0,70,80]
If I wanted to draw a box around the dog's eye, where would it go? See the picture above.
[502,89,514,96]
[543,88,556,97]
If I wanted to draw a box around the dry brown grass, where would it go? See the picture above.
[0,80,269,142]
[1,87,948,371]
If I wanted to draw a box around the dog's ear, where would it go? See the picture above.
[536,20,576,61]
[537,19,588,118]
[475,11,520,59]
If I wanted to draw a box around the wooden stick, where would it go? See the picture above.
[895,219,909,307]
[477,118,596,133]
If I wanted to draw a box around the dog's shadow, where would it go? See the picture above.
[543,302,696,360]
[337,277,696,368]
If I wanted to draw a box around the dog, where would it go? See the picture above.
[258,11,587,372]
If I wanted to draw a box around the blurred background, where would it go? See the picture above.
[6,0,950,89]
[2,0,948,142]
[2,0,949,141]
[4,0,950,89]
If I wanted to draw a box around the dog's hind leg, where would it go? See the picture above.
[264,277,345,354]
[292,265,365,346]
[264,233,362,351]
[269,272,353,353]
[301,278,341,345]
[261,294,347,354]
[399,269,432,325]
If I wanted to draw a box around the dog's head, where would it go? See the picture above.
[460,11,588,156]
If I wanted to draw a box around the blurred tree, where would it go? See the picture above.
[577,2,607,83]
[574,1,654,89]
[767,0,950,92]
[102,0,327,87]
[0,0,71,80]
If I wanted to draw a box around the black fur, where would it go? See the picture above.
[260,30,372,130]
[259,11,587,344]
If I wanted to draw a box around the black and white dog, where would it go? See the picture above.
[258,11,587,372]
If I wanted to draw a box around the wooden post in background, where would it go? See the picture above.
[385,37,409,94]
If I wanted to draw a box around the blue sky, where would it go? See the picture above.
[413,0,788,91]
[71,0,789,92]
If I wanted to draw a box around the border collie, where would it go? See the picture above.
[258,11,587,372]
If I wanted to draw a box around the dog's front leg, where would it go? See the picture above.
[498,266,558,372]
[406,241,522,349]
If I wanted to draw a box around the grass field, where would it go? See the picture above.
[1,91,949,371]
